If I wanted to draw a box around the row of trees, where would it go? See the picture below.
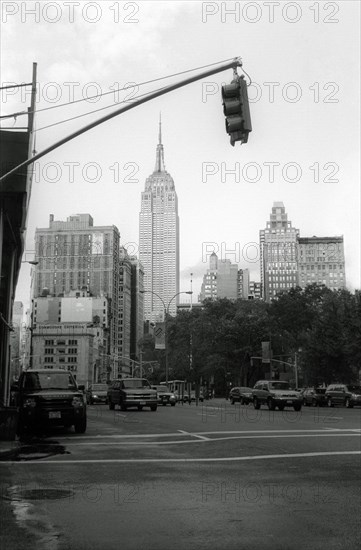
[140,285,361,394]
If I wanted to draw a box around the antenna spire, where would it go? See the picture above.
[154,113,165,172]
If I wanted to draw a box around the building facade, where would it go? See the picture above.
[297,236,346,290]
[31,290,110,384]
[129,256,144,361]
[33,214,121,375]
[238,269,250,299]
[260,202,299,302]
[10,301,24,381]
[248,281,262,300]
[139,122,180,323]
[199,253,238,302]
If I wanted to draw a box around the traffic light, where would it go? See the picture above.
[222,75,252,146]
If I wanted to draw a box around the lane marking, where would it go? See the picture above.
[54,428,358,440]
[2,450,360,465]
[178,429,210,440]
[50,433,361,446]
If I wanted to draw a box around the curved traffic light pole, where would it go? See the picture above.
[0,57,243,185]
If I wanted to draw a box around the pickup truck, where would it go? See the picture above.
[107,378,158,411]
[252,380,302,411]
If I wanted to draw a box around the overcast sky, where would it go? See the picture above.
[1,0,360,311]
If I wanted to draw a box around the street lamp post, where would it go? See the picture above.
[140,290,192,385]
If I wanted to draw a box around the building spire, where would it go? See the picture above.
[154,113,165,172]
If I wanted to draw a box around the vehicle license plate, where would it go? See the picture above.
[286,401,293,404]
[49,411,61,419]
[139,401,146,405]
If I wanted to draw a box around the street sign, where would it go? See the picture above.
[155,322,165,350]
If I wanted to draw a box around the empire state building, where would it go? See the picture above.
[139,121,180,322]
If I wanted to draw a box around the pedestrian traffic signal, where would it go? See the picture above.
[222,75,252,146]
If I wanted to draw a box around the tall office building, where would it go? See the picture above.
[33,214,121,371]
[260,202,299,301]
[139,121,180,322]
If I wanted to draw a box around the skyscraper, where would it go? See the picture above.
[260,202,299,301]
[139,121,180,322]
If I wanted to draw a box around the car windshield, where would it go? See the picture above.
[240,387,253,392]
[122,379,150,389]
[92,384,108,391]
[23,372,77,391]
[154,386,167,392]
[315,388,326,394]
[269,382,292,390]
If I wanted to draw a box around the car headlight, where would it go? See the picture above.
[170,394,175,398]
[24,397,36,408]
[72,396,84,407]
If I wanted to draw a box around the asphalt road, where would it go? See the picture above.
[1,399,360,550]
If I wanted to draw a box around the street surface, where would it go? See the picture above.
[1,399,360,550]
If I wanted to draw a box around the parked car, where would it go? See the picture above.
[302,387,327,407]
[252,380,303,411]
[86,383,109,404]
[11,369,87,434]
[151,385,176,406]
[229,387,253,405]
[107,378,158,411]
[325,384,361,408]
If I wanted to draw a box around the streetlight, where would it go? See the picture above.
[140,290,192,384]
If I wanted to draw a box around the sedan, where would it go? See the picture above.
[229,387,253,405]
[302,387,327,407]
[86,383,109,404]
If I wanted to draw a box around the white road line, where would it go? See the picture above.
[58,428,357,440]
[178,429,210,440]
[3,450,360,464]
[49,433,361,446]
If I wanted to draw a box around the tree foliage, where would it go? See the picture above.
[164,285,360,393]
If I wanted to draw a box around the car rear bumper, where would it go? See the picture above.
[123,399,158,408]
[20,407,86,427]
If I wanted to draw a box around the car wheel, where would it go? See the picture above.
[150,405,157,412]
[304,400,310,407]
[267,399,276,411]
[327,398,334,408]
[253,398,260,410]
[120,403,127,411]
[230,398,235,405]
[109,401,115,410]
[345,398,353,408]
[293,404,302,412]
[74,418,87,434]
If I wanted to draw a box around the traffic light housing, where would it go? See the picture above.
[222,75,252,146]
